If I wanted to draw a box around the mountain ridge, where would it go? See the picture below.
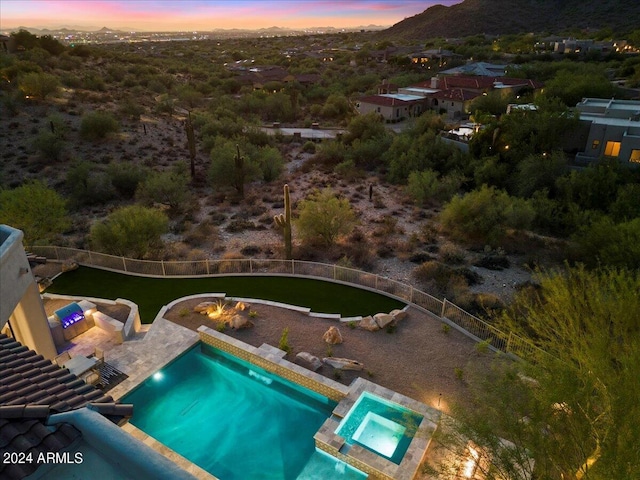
[381,0,640,40]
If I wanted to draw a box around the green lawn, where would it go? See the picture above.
[46,267,405,323]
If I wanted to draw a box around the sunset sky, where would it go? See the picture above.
[2,1,462,31]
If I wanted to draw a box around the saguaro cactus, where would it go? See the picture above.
[186,111,196,178]
[274,184,292,260]
[234,144,245,198]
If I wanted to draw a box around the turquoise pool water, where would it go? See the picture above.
[336,392,423,465]
[122,344,365,480]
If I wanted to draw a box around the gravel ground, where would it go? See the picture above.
[164,296,498,415]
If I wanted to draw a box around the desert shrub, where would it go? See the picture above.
[107,162,148,198]
[135,170,190,213]
[18,72,59,100]
[65,162,116,206]
[80,111,119,140]
[474,255,510,270]
[301,141,316,154]
[296,188,356,246]
[439,243,466,265]
[255,146,284,182]
[31,130,65,161]
[407,169,463,205]
[278,327,292,353]
[571,217,640,270]
[440,185,535,246]
[89,205,168,258]
[0,180,70,244]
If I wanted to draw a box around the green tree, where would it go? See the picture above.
[440,185,535,245]
[89,205,168,258]
[572,217,640,270]
[135,169,190,213]
[515,152,567,198]
[0,181,70,244]
[431,266,640,480]
[18,72,59,100]
[208,138,261,194]
[296,188,356,246]
[80,111,120,140]
[407,169,463,205]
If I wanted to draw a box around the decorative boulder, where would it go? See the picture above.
[235,301,249,311]
[374,313,394,329]
[230,314,253,329]
[358,316,380,332]
[323,326,343,345]
[194,302,217,313]
[61,262,78,273]
[296,352,322,372]
[390,309,407,323]
[322,357,364,371]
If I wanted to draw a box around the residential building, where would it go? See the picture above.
[355,94,428,122]
[575,98,640,166]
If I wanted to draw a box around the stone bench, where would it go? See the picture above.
[92,311,124,344]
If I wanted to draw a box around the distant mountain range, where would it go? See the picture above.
[2,24,387,36]
[382,0,640,40]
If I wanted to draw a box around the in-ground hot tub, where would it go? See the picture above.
[335,391,423,464]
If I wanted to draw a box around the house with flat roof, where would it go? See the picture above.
[575,98,640,166]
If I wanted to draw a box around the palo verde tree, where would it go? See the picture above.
[295,188,356,247]
[0,180,70,245]
[89,205,168,259]
[429,265,640,480]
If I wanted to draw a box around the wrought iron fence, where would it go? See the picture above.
[30,245,543,360]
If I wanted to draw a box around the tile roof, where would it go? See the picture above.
[432,88,482,102]
[0,334,133,480]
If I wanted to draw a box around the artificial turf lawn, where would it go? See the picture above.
[46,266,406,323]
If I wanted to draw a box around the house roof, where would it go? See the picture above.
[358,94,424,107]
[440,62,508,76]
[432,88,482,102]
[0,334,133,479]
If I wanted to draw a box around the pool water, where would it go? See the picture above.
[122,344,363,479]
[336,392,423,464]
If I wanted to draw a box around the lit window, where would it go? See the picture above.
[591,140,600,149]
[604,141,621,157]
[630,149,640,164]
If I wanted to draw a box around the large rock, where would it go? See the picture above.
[234,301,250,311]
[296,352,322,372]
[390,309,407,323]
[358,315,380,332]
[322,326,343,344]
[194,301,217,314]
[322,357,364,371]
[61,262,78,273]
[374,313,394,329]
[230,314,253,329]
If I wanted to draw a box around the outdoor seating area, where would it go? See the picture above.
[53,346,127,391]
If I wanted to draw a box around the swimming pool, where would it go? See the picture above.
[122,344,365,479]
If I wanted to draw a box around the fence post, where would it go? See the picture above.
[506,332,512,355]
[122,257,127,272]
[206,258,210,275]
[333,264,337,280]
[250,259,253,274]
[88,250,93,265]
[54,246,59,261]
[291,259,295,275]
[161,260,166,276]
[441,298,447,319]
[409,285,414,303]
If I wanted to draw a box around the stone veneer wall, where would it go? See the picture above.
[197,326,349,402]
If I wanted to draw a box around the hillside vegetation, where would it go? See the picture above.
[382,0,640,39]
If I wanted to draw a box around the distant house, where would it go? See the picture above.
[431,88,482,120]
[439,62,508,77]
[575,98,640,166]
[355,94,427,122]
[409,48,461,68]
